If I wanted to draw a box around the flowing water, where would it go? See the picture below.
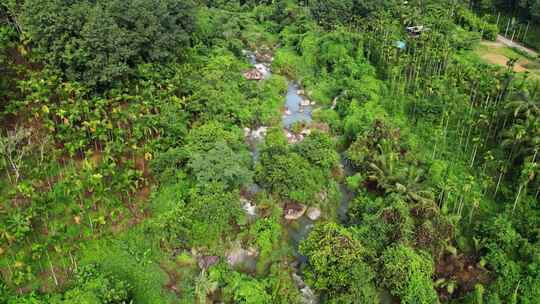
[283,81,313,128]
[338,155,356,223]
[243,49,397,304]
[244,49,356,245]
[244,50,356,302]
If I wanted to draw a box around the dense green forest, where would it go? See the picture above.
[1,0,539,303]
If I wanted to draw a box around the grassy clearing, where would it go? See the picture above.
[475,41,540,77]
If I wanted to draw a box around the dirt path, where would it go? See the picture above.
[497,35,538,57]
[480,53,528,72]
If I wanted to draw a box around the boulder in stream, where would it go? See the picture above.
[252,126,267,140]
[226,246,259,271]
[284,129,312,144]
[241,197,257,217]
[244,69,264,80]
[300,99,311,107]
[255,63,270,77]
[245,126,268,141]
[300,129,311,136]
[292,273,319,304]
[284,203,307,220]
[301,286,318,304]
[198,255,219,270]
[306,207,321,221]
[256,53,274,63]
[292,273,306,289]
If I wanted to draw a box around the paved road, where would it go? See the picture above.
[497,35,538,57]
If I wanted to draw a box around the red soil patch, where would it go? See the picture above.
[435,253,490,301]
[134,155,150,177]
[481,53,528,72]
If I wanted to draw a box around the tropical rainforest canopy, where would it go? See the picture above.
[1,0,539,303]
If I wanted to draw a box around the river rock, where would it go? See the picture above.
[310,101,316,106]
[292,273,306,289]
[284,203,307,220]
[292,273,318,304]
[285,130,307,144]
[198,255,219,270]
[256,53,273,63]
[244,69,264,80]
[301,286,318,304]
[247,183,262,195]
[245,126,267,142]
[300,99,311,107]
[251,126,267,140]
[227,246,259,267]
[297,89,305,95]
[284,109,292,116]
[306,207,321,221]
[241,197,257,217]
[317,191,328,202]
[300,129,311,136]
[285,130,294,139]
[255,64,270,77]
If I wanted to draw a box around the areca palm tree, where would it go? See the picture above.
[501,116,540,165]
[505,80,540,118]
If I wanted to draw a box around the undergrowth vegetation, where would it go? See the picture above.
[1,0,539,303]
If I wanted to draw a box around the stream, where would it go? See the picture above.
[245,50,316,256]
[244,50,355,303]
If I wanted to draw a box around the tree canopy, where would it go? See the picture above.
[21,0,196,88]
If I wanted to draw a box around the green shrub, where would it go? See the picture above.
[381,244,437,304]
[294,132,339,171]
[79,230,174,303]
[188,140,253,190]
[300,223,379,303]
[62,264,132,304]
[216,269,272,304]
[255,148,324,204]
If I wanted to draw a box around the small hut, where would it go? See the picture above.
[406,25,427,37]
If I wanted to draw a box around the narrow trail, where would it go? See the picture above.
[497,34,538,57]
